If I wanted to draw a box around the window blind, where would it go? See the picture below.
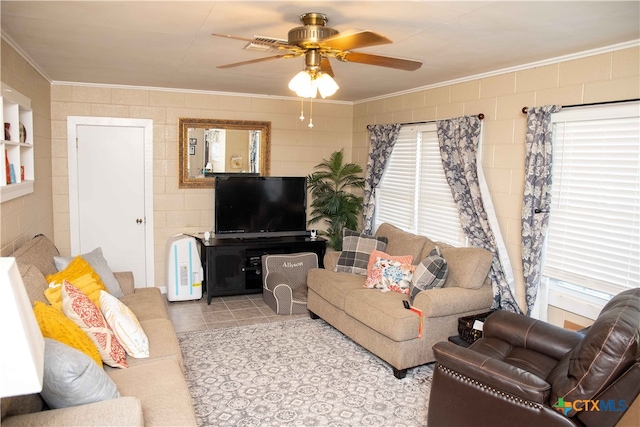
[543,103,640,297]
[416,129,466,246]
[375,123,466,247]
[375,126,419,232]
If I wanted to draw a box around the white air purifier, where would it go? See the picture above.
[166,234,203,301]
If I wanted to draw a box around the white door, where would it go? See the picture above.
[67,117,154,287]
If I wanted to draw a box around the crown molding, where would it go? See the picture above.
[50,80,354,105]
[3,27,638,105]
[354,39,640,104]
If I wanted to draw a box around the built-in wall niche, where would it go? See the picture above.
[1,83,33,202]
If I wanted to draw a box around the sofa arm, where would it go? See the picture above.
[323,251,340,271]
[113,271,135,295]
[484,310,583,360]
[1,397,143,427]
[412,284,493,318]
[433,341,551,404]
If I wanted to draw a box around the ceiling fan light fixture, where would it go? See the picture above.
[288,70,317,98]
[288,70,338,99]
[315,73,339,98]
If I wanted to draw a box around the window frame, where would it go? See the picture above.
[373,123,467,247]
[543,101,640,319]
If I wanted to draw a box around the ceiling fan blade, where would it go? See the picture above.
[338,52,422,71]
[217,54,295,69]
[322,30,391,51]
[212,33,297,50]
[320,56,334,77]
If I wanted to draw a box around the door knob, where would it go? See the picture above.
[136,218,143,224]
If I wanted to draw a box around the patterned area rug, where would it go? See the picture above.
[177,318,433,427]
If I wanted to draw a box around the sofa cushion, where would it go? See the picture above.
[55,247,124,298]
[107,358,197,427]
[33,301,103,367]
[549,288,640,415]
[11,235,59,276]
[99,291,149,359]
[307,268,365,311]
[62,281,128,368]
[0,393,44,421]
[17,264,49,306]
[344,289,421,342]
[335,229,388,275]
[40,339,119,409]
[440,246,493,289]
[410,247,449,304]
[375,223,431,263]
[104,318,184,370]
[119,287,170,322]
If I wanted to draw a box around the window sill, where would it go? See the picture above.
[548,284,608,320]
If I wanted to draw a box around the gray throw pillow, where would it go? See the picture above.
[41,338,120,409]
[54,247,124,298]
[335,229,388,276]
[409,247,448,304]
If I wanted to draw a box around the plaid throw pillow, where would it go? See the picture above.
[335,229,388,275]
[409,247,448,304]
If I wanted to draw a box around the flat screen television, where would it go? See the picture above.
[214,176,308,239]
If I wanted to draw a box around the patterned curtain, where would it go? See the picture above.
[522,105,561,315]
[249,130,259,173]
[437,116,522,313]
[362,124,402,234]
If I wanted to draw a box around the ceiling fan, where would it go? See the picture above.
[213,12,422,80]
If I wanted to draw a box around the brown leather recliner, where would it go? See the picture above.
[428,288,640,427]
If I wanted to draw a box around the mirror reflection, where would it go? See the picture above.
[187,128,260,177]
[178,119,271,189]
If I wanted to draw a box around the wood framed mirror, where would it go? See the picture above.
[178,118,271,188]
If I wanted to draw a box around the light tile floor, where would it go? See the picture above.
[166,292,308,333]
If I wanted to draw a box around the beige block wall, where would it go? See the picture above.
[0,40,53,256]
[49,86,353,289]
[353,46,640,312]
[3,36,637,318]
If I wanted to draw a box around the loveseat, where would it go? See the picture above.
[307,223,495,378]
[1,235,197,426]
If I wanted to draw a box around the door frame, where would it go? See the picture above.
[67,116,155,287]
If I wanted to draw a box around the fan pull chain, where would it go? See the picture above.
[299,97,305,121]
[308,97,314,128]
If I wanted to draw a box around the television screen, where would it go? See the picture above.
[214,176,308,239]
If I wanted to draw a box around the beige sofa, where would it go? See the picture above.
[307,223,495,378]
[1,235,196,426]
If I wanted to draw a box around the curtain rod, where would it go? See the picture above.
[400,113,484,126]
[521,99,639,114]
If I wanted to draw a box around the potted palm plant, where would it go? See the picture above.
[307,149,365,251]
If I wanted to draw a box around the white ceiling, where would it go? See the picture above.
[1,1,639,102]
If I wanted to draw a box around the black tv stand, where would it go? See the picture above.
[193,235,327,304]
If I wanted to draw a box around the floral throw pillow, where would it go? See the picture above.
[409,247,449,304]
[365,257,416,294]
[365,249,413,277]
[61,281,128,368]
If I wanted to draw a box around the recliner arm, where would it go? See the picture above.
[484,310,583,360]
[433,341,551,404]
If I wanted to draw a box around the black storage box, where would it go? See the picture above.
[457,310,496,344]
